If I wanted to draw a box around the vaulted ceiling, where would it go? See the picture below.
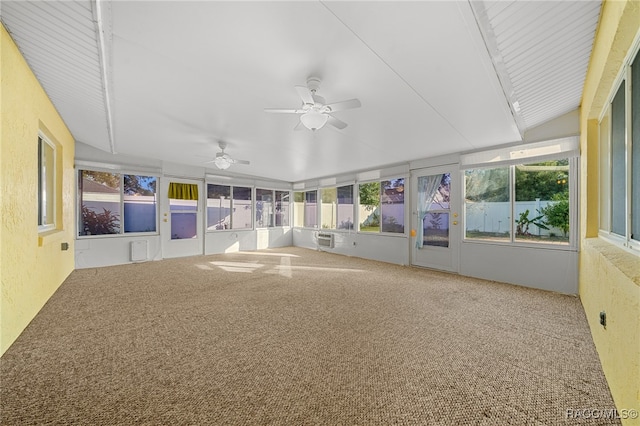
[1,1,601,182]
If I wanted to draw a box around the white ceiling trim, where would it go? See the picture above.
[91,0,115,154]
[468,0,526,138]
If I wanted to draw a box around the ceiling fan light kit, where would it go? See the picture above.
[300,110,329,131]
[265,77,361,131]
[206,141,250,170]
[214,157,231,170]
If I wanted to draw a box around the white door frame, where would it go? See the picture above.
[410,165,461,272]
[161,177,204,259]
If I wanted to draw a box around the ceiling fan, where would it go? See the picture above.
[264,77,361,131]
[206,142,250,170]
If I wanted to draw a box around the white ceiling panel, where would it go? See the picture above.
[2,1,601,182]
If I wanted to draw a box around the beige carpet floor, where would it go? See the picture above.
[0,247,619,425]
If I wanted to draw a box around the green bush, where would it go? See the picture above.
[81,206,119,235]
[541,193,569,237]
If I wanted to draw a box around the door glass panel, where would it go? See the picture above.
[423,212,449,247]
[422,173,450,247]
[170,199,197,239]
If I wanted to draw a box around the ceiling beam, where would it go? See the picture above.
[91,0,116,154]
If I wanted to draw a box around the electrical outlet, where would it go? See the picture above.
[599,311,606,328]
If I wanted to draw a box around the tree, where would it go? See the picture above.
[82,171,156,195]
[82,171,120,188]
[515,209,548,236]
[515,160,568,201]
[124,175,155,195]
[81,206,119,235]
[465,168,509,202]
[359,182,380,210]
[540,192,570,237]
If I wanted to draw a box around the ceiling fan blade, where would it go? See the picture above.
[294,120,305,131]
[295,85,314,105]
[325,98,361,112]
[264,108,304,114]
[232,159,250,165]
[327,115,348,130]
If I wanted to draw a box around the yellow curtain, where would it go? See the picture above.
[168,183,198,200]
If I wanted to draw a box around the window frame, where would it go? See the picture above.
[77,168,159,238]
[38,133,56,232]
[357,177,406,235]
[598,38,640,254]
[319,184,355,231]
[205,183,254,232]
[462,158,578,251]
[255,188,275,228]
[274,190,291,227]
[293,189,319,229]
[254,188,291,229]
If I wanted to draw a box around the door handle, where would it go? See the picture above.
[453,221,458,225]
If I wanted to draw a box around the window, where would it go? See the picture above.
[207,184,231,230]
[358,178,405,234]
[256,188,274,228]
[358,182,380,232]
[275,191,290,226]
[337,185,354,230]
[515,160,570,244]
[464,160,573,245]
[206,184,252,230]
[464,168,510,241]
[232,186,252,230]
[380,179,405,233]
[293,192,304,227]
[293,190,318,228]
[320,187,337,229]
[79,170,157,236]
[600,45,639,249]
[304,190,318,228]
[320,185,355,230]
[253,189,290,228]
[611,82,626,236]
[38,135,56,230]
[124,175,158,233]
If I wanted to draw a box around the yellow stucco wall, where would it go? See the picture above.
[1,25,76,356]
[580,1,640,424]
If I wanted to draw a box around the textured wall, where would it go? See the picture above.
[1,25,76,356]
[580,1,640,423]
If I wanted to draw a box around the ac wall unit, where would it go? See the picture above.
[317,233,334,249]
